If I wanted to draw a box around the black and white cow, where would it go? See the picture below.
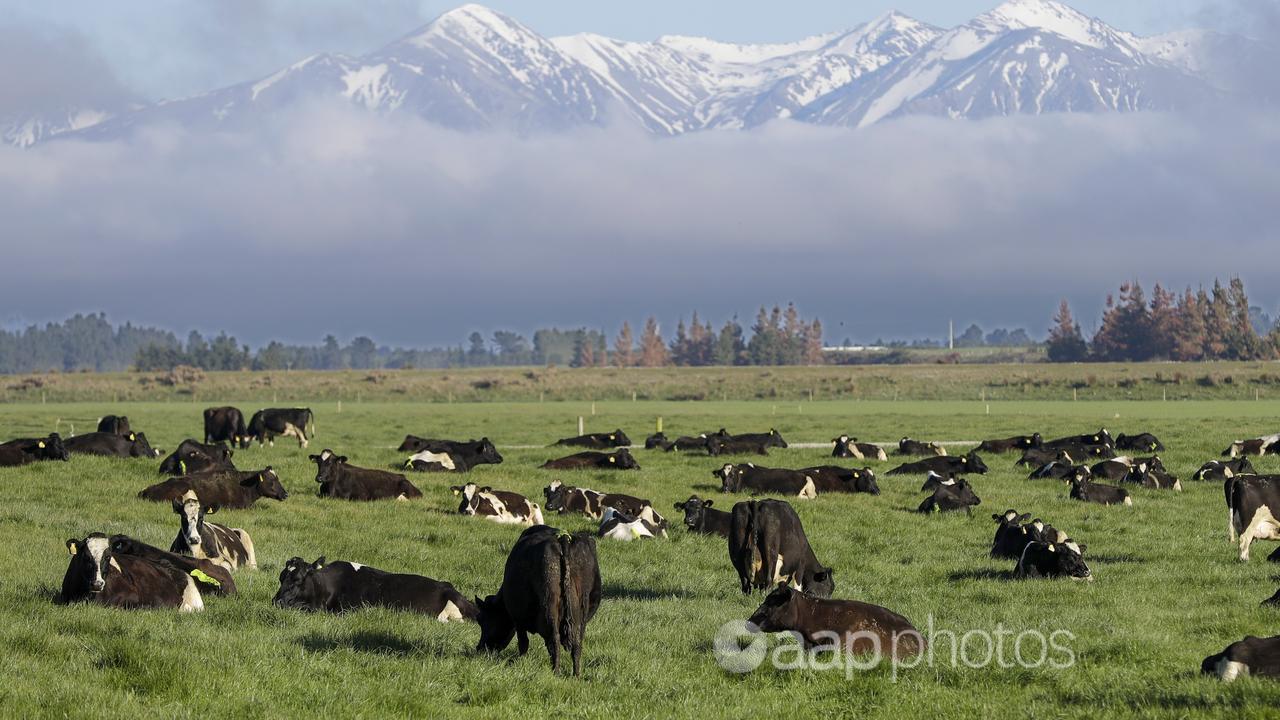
[800,466,880,495]
[1044,428,1114,449]
[977,433,1042,454]
[673,496,731,537]
[1225,474,1280,561]
[1015,539,1092,580]
[450,483,544,525]
[1201,635,1280,681]
[169,490,258,570]
[1018,444,1114,467]
[59,533,203,612]
[597,507,667,541]
[97,415,132,436]
[748,584,924,658]
[475,526,602,676]
[830,435,888,461]
[917,477,981,514]
[729,499,833,597]
[311,451,422,501]
[1028,454,1084,480]
[542,481,654,520]
[64,431,161,459]
[246,408,315,448]
[204,406,250,449]
[108,534,236,598]
[1122,461,1182,491]
[553,429,631,449]
[273,556,478,621]
[158,439,236,476]
[714,463,817,499]
[138,468,288,509]
[896,437,946,456]
[990,510,1060,560]
[1223,434,1280,458]
[887,451,988,477]
[400,438,503,473]
[1115,432,1165,452]
[1068,475,1132,506]
[1193,458,1255,482]
[0,433,69,466]
[540,449,640,470]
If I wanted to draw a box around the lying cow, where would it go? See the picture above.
[1029,455,1085,480]
[917,477,981,514]
[451,483,544,525]
[312,451,422,501]
[476,525,602,676]
[715,463,817,499]
[540,449,639,470]
[1122,462,1181,491]
[273,556,477,621]
[97,415,132,436]
[169,491,257,571]
[1015,540,1092,580]
[800,466,880,495]
[1193,458,1255,482]
[1225,474,1280,561]
[1044,428,1114,449]
[663,435,713,453]
[991,510,1060,560]
[64,431,160,459]
[398,438,504,471]
[1018,444,1113,467]
[597,507,666,541]
[59,533,203,612]
[159,439,236,476]
[1223,434,1280,458]
[977,433,1042,454]
[673,496,731,537]
[729,499,833,596]
[748,584,924,659]
[0,433,69,466]
[643,432,669,449]
[553,429,631,449]
[246,408,315,448]
[887,451,988,477]
[896,437,946,456]
[138,468,288,509]
[1068,476,1131,506]
[1201,635,1280,681]
[204,406,250,449]
[1116,432,1164,452]
[109,534,236,597]
[543,480,652,520]
[831,435,888,461]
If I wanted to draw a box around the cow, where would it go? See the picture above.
[673,496,731,537]
[917,478,981,514]
[1265,584,1280,605]
[715,463,817,499]
[1122,462,1182,491]
[540,449,639,471]
[896,437,946,456]
[64,431,160,459]
[643,432,669,449]
[108,534,236,597]
[553,429,631,449]
[138,468,288,509]
[597,507,667,540]
[1089,455,1138,480]
[1193,458,1255,482]
[59,533,203,612]
[475,525,602,676]
[273,556,478,621]
[800,466,880,495]
[158,439,236,476]
[663,435,713,453]
[1201,635,1280,681]
[1028,454,1083,480]
[1067,475,1132,506]
[311,451,422,501]
[1223,434,1280,458]
[450,483,544,525]
[748,584,924,659]
[204,406,250,449]
[707,429,788,456]
[169,490,257,571]
[1225,475,1280,561]
[1018,443,1113,467]
[1015,540,1092,580]
[0,433,69,466]
[990,510,1060,560]
[977,433,1042,454]
[887,451,988,477]
[97,415,132,436]
[246,408,315,448]
[1115,432,1165,452]
[1044,428,1114,449]
[729,499,833,597]
[542,480,653,520]
[831,435,888,461]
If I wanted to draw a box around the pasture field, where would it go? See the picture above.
[2,399,1279,719]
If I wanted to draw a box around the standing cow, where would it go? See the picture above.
[204,407,250,449]
[728,499,833,597]
[246,408,315,448]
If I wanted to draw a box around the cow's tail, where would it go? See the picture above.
[307,410,316,439]
[1225,477,1239,542]
[745,500,762,590]
[557,532,575,665]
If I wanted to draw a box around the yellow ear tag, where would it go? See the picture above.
[1047,544,1056,553]
[38,441,45,449]
[452,489,461,496]
[631,525,643,538]
[609,456,616,463]
[852,472,860,478]
[1021,527,1027,535]
[179,460,187,474]
[67,543,78,556]
[129,433,136,441]
[609,435,615,440]
[190,569,221,587]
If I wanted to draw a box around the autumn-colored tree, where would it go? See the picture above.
[804,319,825,365]
[1091,282,1151,361]
[1046,299,1088,362]
[1169,288,1207,361]
[613,322,635,367]
[1147,283,1177,359]
[638,317,669,367]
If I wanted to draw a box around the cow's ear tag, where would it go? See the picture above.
[1021,527,1027,535]
[1047,544,1056,553]
[129,433,136,441]
[190,569,221,587]
[609,456,616,463]
[38,441,45,449]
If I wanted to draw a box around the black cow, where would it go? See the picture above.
[169,490,257,570]
[707,429,787,456]
[553,429,631,449]
[59,533,203,612]
[1225,474,1280,561]
[917,478,981,514]
[1223,435,1280,458]
[138,468,288,509]
[729,499,833,597]
[1115,432,1164,452]
[990,510,1058,559]
[274,556,478,622]
[1201,635,1280,681]
[159,439,236,476]
[1015,540,1091,580]
[540,449,639,470]
[1044,428,1114,449]
[977,433,1042,454]
[0,433,69,466]
[887,451,988,477]
[643,432,669,449]
[800,466,880,495]
[401,437,503,472]
[311,451,422,501]
[475,526,602,676]
[1029,455,1083,480]
[204,407,250,449]
[64,431,160,459]
[109,534,236,597]
[896,437,946,456]
[1018,444,1113,467]
[1068,476,1131,506]
[715,463,817,498]
[663,435,713,453]
[97,415,132,436]
[748,584,924,658]
[673,496,731,537]
[246,408,315,448]
[543,480,652,520]
[1193,458,1255,482]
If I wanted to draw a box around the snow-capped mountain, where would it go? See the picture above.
[7,0,1269,146]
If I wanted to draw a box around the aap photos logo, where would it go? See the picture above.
[713,619,770,674]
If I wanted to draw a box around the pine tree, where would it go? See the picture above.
[714,319,745,366]
[613,322,635,367]
[804,319,825,365]
[1046,300,1088,362]
[1091,282,1151,361]
[669,320,690,366]
[1170,288,1207,361]
[1204,282,1232,358]
[638,317,668,367]
[1147,283,1177,359]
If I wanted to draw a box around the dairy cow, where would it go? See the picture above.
[274,556,478,621]
[451,483,544,525]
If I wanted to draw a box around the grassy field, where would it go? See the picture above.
[2,398,1279,718]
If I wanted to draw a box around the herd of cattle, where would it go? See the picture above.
[3,408,1279,681]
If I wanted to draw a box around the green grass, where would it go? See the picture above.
[2,399,1280,718]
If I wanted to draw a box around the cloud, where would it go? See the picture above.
[0,103,1277,346]
[0,21,138,118]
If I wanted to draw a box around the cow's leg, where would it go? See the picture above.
[236,529,258,569]
[1229,509,1239,543]
[516,629,529,656]
[1238,507,1271,561]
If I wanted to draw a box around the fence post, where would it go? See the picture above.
[578,416,584,436]
[656,417,663,433]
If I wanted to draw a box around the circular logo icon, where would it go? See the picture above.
[713,619,767,673]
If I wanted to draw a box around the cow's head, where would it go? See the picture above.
[241,467,288,500]
[801,566,834,597]
[848,468,879,495]
[713,463,740,492]
[172,490,215,547]
[1045,540,1091,580]
[127,432,161,459]
[543,481,569,513]
[748,584,804,632]
[610,448,640,470]
[948,478,981,506]
[993,509,1032,533]
[63,533,114,596]
[273,556,323,608]
[962,451,989,474]
[766,429,788,449]
[1025,433,1043,448]
[471,438,502,465]
[609,429,632,447]
[674,496,714,529]
[831,435,861,458]
[309,451,346,486]
[36,433,70,462]
[644,432,668,449]
[475,594,515,653]
[451,483,480,514]
[1095,428,1114,447]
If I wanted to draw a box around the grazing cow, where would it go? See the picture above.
[1015,540,1092,580]
[109,535,236,597]
[542,481,653,520]
[311,451,422,501]
[729,499,833,597]
[274,556,478,621]
[643,432,669,449]
[1116,432,1165,452]
[1193,458,1255,482]
[169,491,257,570]
[977,433,1042,454]
[748,584,924,659]
[800,466,880,495]
[204,407,250,449]
[887,451,988,477]
[715,463,817,499]
[1223,434,1280,458]
[451,483,544,525]
[896,437,946,456]
[917,478,981,514]
[990,510,1060,560]
[831,435,888,461]
[159,439,236,476]
[475,526,602,676]
[673,496,731,537]
[59,533,203,612]
[0,433,69,466]
[540,449,640,471]
[1122,462,1182,491]
[553,429,631,449]
[138,468,288,509]
[1068,476,1132,506]
[1201,635,1280,681]
[597,507,667,540]
[64,431,161,459]
[1225,475,1280,561]
[1044,428,1114,449]
[246,408,315,448]
[97,415,132,436]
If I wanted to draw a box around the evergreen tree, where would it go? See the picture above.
[1046,300,1088,362]
[1147,283,1177,359]
[613,322,635,367]
[1170,288,1207,361]
[714,319,745,366]
[1091,282,1151,361]
[638,317,668,367]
